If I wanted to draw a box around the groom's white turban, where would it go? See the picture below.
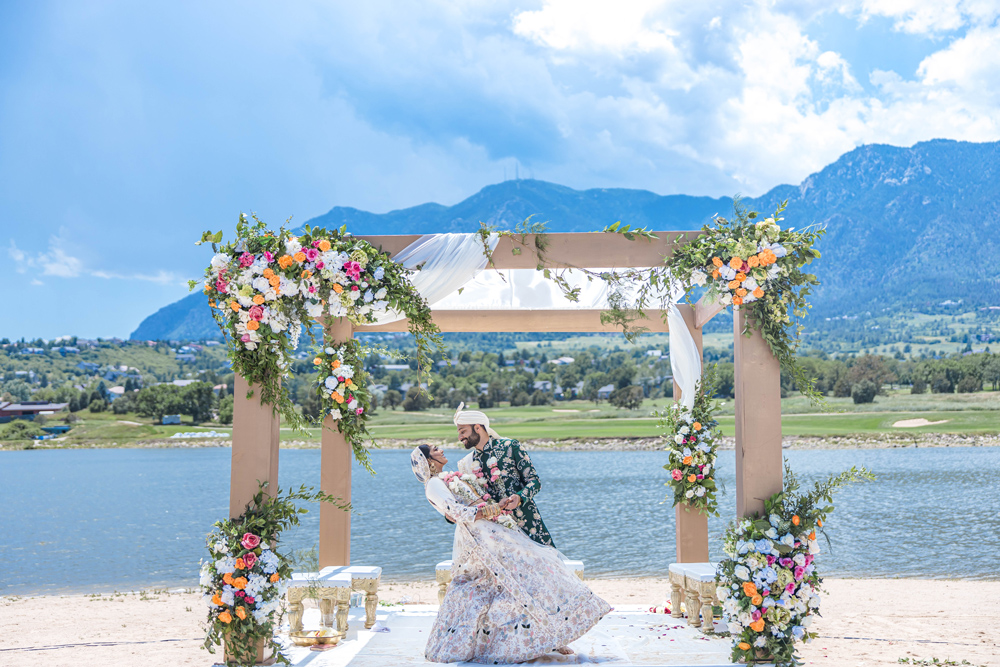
[453,402,500,439]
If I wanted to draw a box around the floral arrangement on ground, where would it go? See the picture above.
[715,463,874,666]
[194,214,443,461]
[200,482,349,666]
[668,200,825,400]
[440,460,518,531]
[660,365,723,515]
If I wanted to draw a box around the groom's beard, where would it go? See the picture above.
[462,430,481,450]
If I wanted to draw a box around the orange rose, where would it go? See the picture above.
[817,519,823,527]
[751,594,763,606]
[208,300,215,307]
[711,269,720,279]
[333,284,344,293]
[262,268,274,279]
[753,287,764,298]
[733,296,744,305]
[742,582,758,597]
[212,593,223,606]
[268,275,281,288]
[218,611,233,624]
[232,577,247,590]
[792,515,800,526]
[750,619,765,633]
[293,251,306,263]
[278,255,293,269]
[252,294,265,305]
[332,360,341,369]
[301,270,312,279]
[735,272,746,282]
[247,320,260,331]
[738,642,751,650]
[736,288,747,297]
[346,379,354,387]
[729,257,743,270]
[270,573,280,583]
[235,606,247,620]
[687,474,697,483]
[712,257,724,268]
[314,357,323,365]
[318,239,331,252]
[693,422,701,431]
[682,455,693,465]
[235,558,246,570]
[728,279,741,290]
[335,394,345,404]
[230,301,240,312]
[747,255,760,268]
[809,531,816,540]
[223,572,234,585]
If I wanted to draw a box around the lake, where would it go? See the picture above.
[1,446,998,595]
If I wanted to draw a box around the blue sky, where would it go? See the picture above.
[2,0,998,340]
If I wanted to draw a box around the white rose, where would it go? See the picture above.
[685,489,694,498]
[695,486,706,497]
[691,269,707,286]
[325,347,336,355]
[721,293,733,305]
[375,287,387,299]
[674,434,684,444]
[734,565,750,581]
[702,464,711,474]
[716,586,729,601]
[305,302,324,318]
[679,426,689,435]
[727,622,743,635]
[210,253,230,270]
[743,276,758,291]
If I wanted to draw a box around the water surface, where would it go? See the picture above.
[2,446,997,595]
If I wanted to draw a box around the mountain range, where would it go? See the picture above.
[131,139,1000,341]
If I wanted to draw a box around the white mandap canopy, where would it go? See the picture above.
[228,230,783,569]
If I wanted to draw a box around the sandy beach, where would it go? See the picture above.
[2,578,996,667]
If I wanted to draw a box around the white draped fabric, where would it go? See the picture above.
[373,233,703,408]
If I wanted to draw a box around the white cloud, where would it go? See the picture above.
[858,0,1000,35]
[8,234,182,285]
[90,269,181,284]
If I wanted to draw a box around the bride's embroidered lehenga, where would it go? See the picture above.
[411,448,610,664]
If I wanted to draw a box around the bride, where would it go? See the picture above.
[412,444,611,664]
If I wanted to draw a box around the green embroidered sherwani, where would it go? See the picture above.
[475,437,555,548]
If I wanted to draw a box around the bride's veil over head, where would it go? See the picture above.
[411,447,431,484]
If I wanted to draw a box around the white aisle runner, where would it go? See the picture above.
[267,605,740,667]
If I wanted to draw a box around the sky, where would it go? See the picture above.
[2,0,999,340]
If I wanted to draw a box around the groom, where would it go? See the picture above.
[453,403,555,548]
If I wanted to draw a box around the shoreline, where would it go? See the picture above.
[3,578,998,667]
[3,432,999,451]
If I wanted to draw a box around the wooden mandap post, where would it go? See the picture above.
[319,316,354,567]
[672,304,709,563]
[733,309,783,518]
[229,375,281,518]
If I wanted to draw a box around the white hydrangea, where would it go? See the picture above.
[210,253,230,270]
[221,588,235,606]
[215,557,237,575]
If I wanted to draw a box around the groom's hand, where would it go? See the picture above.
[500,495,521,510]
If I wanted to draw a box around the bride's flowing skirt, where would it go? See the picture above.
[425,519,611,664]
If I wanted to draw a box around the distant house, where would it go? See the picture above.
[77,362,101,373]
[170,379,199,387]
[107,386,126,401]
[380,364,411,372]
[533,380,553,392]
[550,356,575,365]
[597,384,616,400]
[645,350,663,357]
[175,354,197,362]
[0,401,69,422]
[58,346,80,355]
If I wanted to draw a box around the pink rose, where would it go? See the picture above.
[241,334,251,342]
[751,609,762,622]
[805,555,814,566]
[785,583,796,594]
[696,474,704,480]
[248,305,264,321]
[308,285,317,293]
[243,552,257,570]
[794,566,806,580]
[671,469,683,481]
[241,532,261,549]
[316,261,325,269]
[305,248,319,262]
[351,284,359,291]
[245,596,255,605]
[779,557,793,568]
[356,407,364,415]
[263,251,273,262]
[215,279,228,293]
[239,252,255,268]
[766,555,776,565]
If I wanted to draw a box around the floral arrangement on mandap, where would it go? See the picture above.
[659,365,723,515]
[666,200,825,400]
[194,214,443,465]
[715,463,874,666]
[201,482,349,666]
[440,459,518,531]
[311,340,373,464]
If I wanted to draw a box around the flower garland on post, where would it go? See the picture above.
[312,340,373,468]
[200,482,350,666]
[668,200,825,400]
[195,215,443,461]
[715,464,874,666]
[659,365,723,516]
